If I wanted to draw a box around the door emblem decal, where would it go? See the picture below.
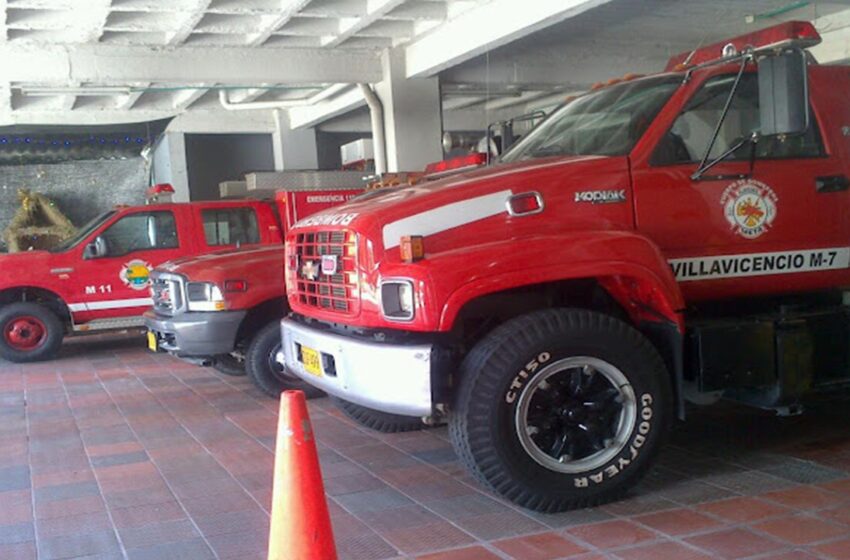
[721,179,777,239]
[120,259,152,290]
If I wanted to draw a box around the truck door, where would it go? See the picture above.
[72,209,184,323]
[632,70,849,300]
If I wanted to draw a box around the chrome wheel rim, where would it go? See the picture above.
[515,356,637,474]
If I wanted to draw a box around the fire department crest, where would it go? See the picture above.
[120,259,152,290]
[721,179,777,239]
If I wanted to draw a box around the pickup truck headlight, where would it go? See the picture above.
[380,280,414,321]
[186,282,226,311]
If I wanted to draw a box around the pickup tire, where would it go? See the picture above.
[212,353,246,376]
[0,302,64,363]
[449,308,671,512]
[246,322,323,399]
[331,397,424,433]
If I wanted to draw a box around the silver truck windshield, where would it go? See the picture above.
[49,211,116,253]
[501,76,681,162]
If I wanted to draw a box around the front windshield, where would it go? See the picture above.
[49,211,116,253]
[501,76,681,162]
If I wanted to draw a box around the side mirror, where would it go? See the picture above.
[758,49,809,136]
[83,236,107,259]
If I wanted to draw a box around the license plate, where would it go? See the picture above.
[300,345,322,377]
[147,331,158,352]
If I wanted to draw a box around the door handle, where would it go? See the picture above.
[816,175,850,193]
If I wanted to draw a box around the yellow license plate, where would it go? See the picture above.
[301,345,322,377]
[147,331,158,352]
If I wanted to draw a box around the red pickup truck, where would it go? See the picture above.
[144,182,363,396]
[281,22,850,511]
[0,196,282,363]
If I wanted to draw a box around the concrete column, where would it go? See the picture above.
[375,48,443,173]
[151,132,190,202]
[272,109,318,170]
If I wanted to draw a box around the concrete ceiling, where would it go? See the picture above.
[1,0,849,134]
[0,0,494,125]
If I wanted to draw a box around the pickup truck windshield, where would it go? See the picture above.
[501,76,681,162]
[49,211,116,253]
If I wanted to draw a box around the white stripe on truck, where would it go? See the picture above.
[382,190,512,249]
[67,298,153,312]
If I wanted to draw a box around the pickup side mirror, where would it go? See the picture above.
[83,236,107,259]
[758,49,809,136]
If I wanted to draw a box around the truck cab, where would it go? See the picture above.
[280,22,850,511]
[0,198,281,363]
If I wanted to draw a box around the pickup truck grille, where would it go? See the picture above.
[292,230,358,315]
[151,273,184,315]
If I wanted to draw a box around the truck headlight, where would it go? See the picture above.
[186,282,226,311]
[380,280,414,321]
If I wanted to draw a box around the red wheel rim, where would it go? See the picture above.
[4,316,47,351]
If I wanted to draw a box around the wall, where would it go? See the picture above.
[184,134,274,200]
[316,131,372,170]
[0,158,148,243]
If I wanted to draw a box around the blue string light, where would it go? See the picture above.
[0,134,151,150]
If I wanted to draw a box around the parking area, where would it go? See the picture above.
[0,335,848,560]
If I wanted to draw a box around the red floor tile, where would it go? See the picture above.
[697,496,789,523]
[685,527,785,559]
[614,541,713,560]
[755,514,848,545]
[567,519,655,550]
[761,486,844,510]
[816,538,850,559]
[417,546,503,560]
[493,531,587,559]
[818,478,850,497]
[635,508,722,536]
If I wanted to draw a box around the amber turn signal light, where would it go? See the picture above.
[400,235,425,263]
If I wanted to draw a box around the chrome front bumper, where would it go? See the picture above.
[280,318,434,417]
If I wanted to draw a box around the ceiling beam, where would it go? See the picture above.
[0,108,275,132]
[172,87,210,111]
[169,0,213,45]
[0,44,382,85]
[249,0,315,46]
[322,0,406,48]
[405,0,614,78]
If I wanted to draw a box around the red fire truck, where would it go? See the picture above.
[144,178,363,394]
[280,22,850,511]
[0,194,286,363]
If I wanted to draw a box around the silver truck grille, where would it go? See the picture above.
[151,273,185,315]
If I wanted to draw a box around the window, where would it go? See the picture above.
[501,76,680,162]
[99,211,178,257]
[202,208,260,246]
[652,73,823,166]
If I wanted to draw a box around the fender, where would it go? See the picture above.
[0,284,72,320]
[432,230,685,332]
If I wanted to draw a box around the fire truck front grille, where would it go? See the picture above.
[151,275,184,315]
[292,230,357,315]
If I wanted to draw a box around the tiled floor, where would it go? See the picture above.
[1,334,850,560]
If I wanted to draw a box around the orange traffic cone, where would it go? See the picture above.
[268,390,338,560]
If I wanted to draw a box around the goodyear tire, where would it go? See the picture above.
[450,308,671,512]
[212,353,246,376]
[0,303,64,363]
[331,397,424,433]
[246,322,323,399]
